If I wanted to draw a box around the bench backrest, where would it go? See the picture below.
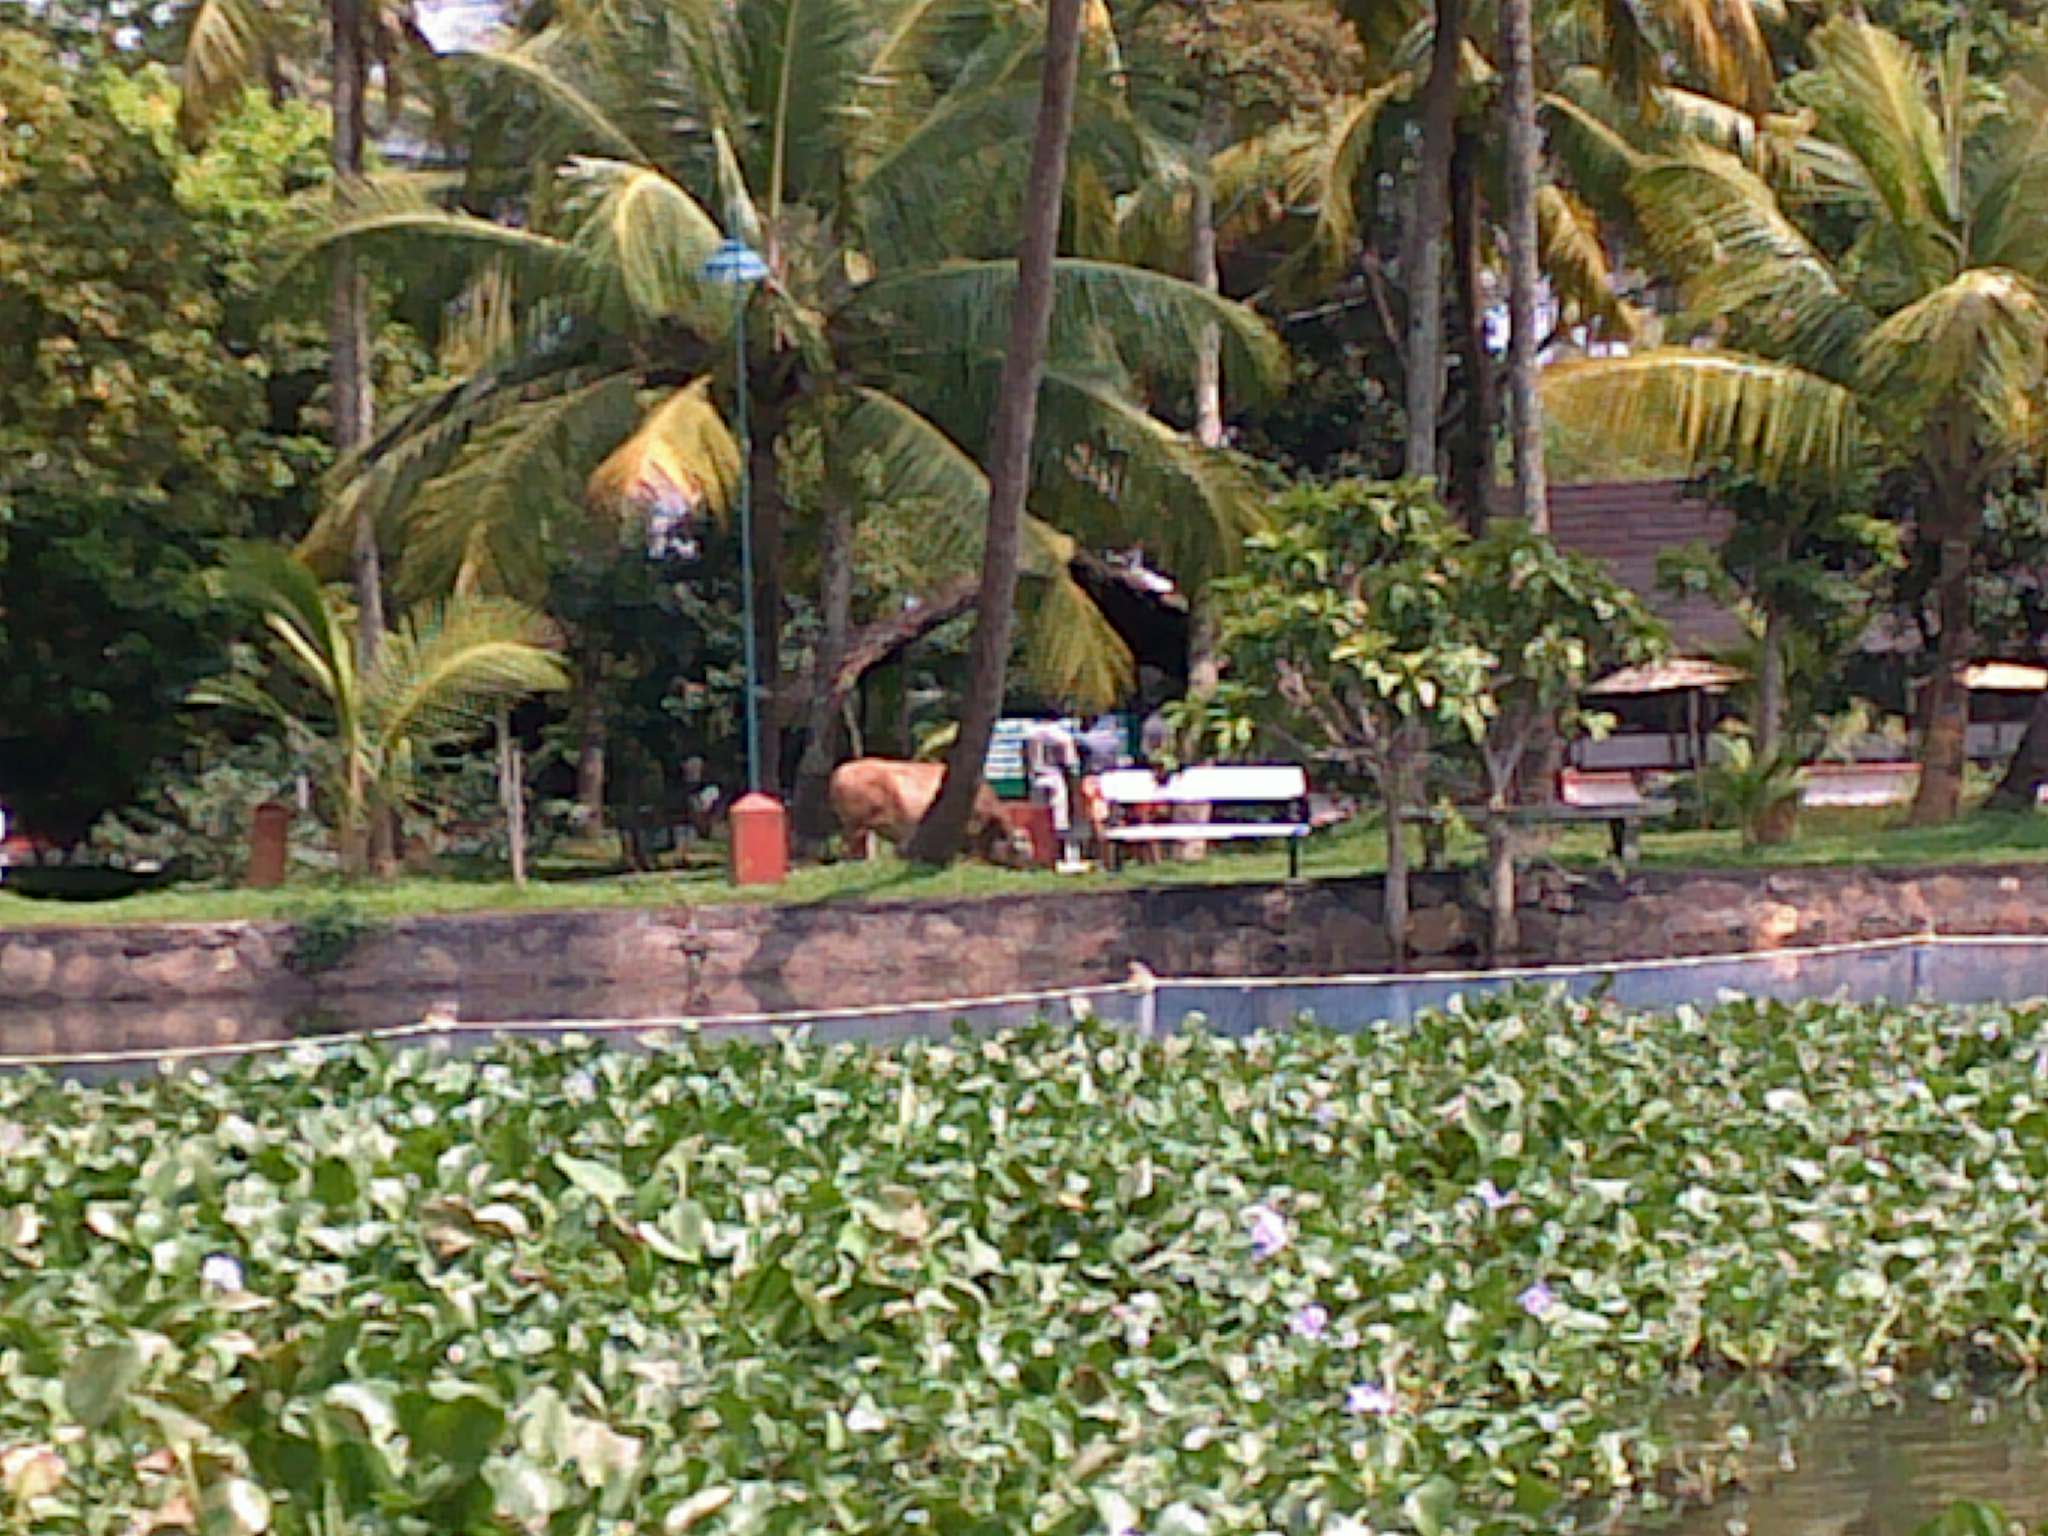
[1559,771,1648,810]
[1096,765,1307,806]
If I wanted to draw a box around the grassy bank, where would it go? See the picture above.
[3,996,2048,1533]
[6,806,2048,929]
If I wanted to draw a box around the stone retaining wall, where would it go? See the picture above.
[4,863,2047,1059]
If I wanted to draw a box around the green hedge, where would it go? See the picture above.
[3,995,2047,1533]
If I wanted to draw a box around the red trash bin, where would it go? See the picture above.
[246,801,292,889]
[729,792,788,887]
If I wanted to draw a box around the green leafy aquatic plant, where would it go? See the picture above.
[9,994,2048,1532]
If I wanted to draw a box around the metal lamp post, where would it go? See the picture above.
[702,236,772,792]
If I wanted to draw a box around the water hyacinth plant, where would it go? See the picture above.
[9,994,2048,1532]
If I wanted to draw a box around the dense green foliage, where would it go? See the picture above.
[9,997,2048,1531]
[0,41,328,840]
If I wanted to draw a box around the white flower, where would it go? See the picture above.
[200,1253,245,1294]
[845,1398,887,1434]
[1476,1179,1515,1212]
[564,1071,598,1105]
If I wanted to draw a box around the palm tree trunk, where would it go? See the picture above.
[905,0,1086,865]
[574,686,606,834]
[792,498,856,852]
[1186,93,1228,720]
[1989,688,2048,810]
[498,706,528,887]
[1449,126,1496,531]
[329,0,381,657]
[1909,520,1977,825]
[1402,0,1464,484]
[1499,0,1548,530]
[1382,733,1418,963]
[1191,93,1226,452]
[1756,606,1789,765]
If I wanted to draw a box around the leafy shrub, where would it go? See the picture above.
[6,997,2048,1532]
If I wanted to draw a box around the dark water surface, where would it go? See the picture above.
[1656,1393,2048,1536]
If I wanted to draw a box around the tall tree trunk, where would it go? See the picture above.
[498,707,527,887]
[1382,736,1417,963]
[1909,517,1977,825]
[1448,126,1497,531]
[1756,606,1789,765]
[905,0,1086,864]
[792,498,856,852]
[750,417,787,795]
[1402,0,1464,484]
[1191,93,1227,452]
[329,0,381,658]
[1989,687,2048,810]
[1186,96,1228,721]
[574,686,606,835]
[1485,814,1517,958]
[1499,0,1548,530]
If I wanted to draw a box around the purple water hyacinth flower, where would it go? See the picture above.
[1313,1102,1338,1128]
[1244,1204,1290,1259]
[1476,1179,1514,1212]
[1289,1303,1330,1340]
[1345,1381,1397,1417]
[1518,1281,1559,1319]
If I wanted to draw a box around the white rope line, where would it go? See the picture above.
[5,930,2047,1071]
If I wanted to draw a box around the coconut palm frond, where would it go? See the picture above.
[587,378,742,524]
[439,264,521,376]
[1275,82,1405,295]
[1630,147,1874,373]
[1543,349,1865,484]
[1648,0,1774,115]
[308,175,575,271]
[1541,81,1647,220]
[705,128,767,255]
[827,387,994,571]
[1802,18,1958,272]
[827,386,1134,708]
[740,0,871,220]
[1539,185,1640,341]
[1034,368,1266,591]
[1022,557,1135,714]
[178,0,268,144]
[858,258,1286,400]
[366,596,570,757]
[560,158,725,324]
[462,34,645,162]
[403,372,642,599]
[1856,268,2048,443]
[210,543,358,728]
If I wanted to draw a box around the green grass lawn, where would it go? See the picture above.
[6,804,2048,929]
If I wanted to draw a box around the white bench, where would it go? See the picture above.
[1094,765,1314,877]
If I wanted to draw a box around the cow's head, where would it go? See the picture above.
[971,816,1037,867]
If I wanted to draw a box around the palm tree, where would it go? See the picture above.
[1545,20,2048,823]
[180,0,440,666]
[1346,0,1780,497]
[311,0,1277,813]
[905,0,1086,865]
[194,546,569,875]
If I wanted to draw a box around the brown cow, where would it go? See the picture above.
[828,758,1029,864]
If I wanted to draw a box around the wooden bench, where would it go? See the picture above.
[1095,765,1315,877]
[1399,772,1674,869]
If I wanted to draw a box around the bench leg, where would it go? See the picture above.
[1288,838,1301,881]
[1611,819,1639,867]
